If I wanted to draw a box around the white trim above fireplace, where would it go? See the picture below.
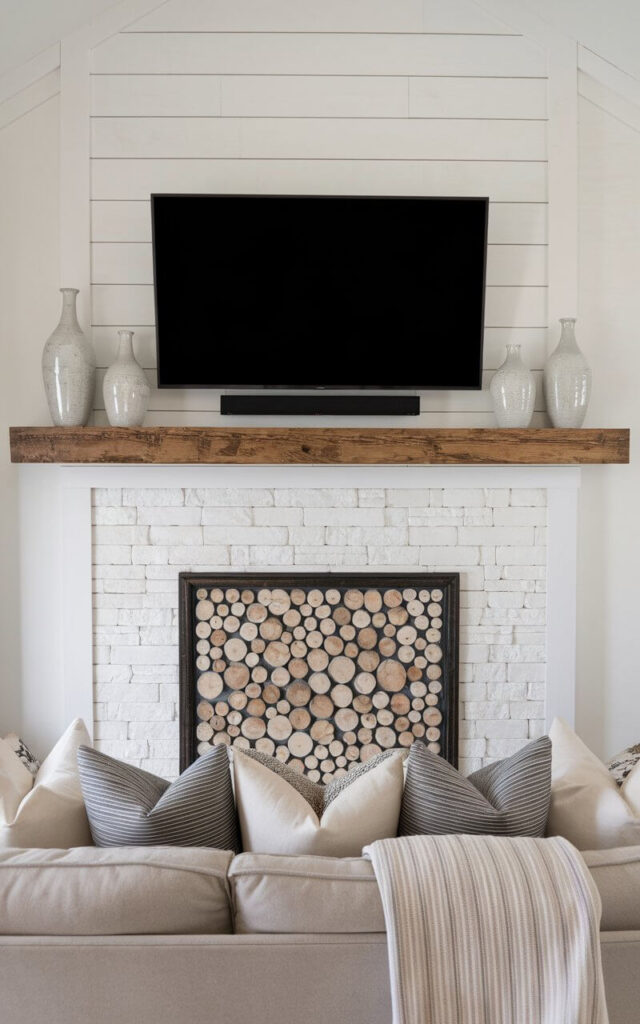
[18,463,579,758]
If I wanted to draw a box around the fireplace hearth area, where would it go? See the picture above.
[24,462,575,782]
[14,461,582,769]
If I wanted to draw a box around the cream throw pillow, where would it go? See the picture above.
[0,719,92,848]
[233,749,405,856]
[547,718,640,850]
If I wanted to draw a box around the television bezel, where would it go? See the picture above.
[151,193,489,391]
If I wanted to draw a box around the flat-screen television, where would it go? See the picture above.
[152,194,488,389]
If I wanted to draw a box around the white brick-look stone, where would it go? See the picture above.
[92,486,548,777]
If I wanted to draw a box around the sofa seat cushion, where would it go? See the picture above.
[0,846,233,935]
[229,853,385,934]
[230,847,640,937]
[583,846,640,932]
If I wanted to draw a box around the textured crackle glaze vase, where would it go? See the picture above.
[489,344,536,428]
[544,318,592,428]
[103,330,150,427]
[42,288,96,426]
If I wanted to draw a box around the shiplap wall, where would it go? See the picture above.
[89,0,548,425]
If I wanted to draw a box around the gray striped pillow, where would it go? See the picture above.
[77,745,239,851]
[399,736,551,838]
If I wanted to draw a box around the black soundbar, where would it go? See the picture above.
[220,394,420,416]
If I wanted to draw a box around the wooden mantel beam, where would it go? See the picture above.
[9,427,630,466]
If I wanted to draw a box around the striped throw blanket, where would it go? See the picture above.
[366,834,609,1024]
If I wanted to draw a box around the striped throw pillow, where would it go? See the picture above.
[399,736,551,838]
[77,745,239,851]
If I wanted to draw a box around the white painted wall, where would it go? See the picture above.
[0,95,59,734]
[0,0,639,758]
[576,96,640,757]
[0,0,121,78]
[522,0,640,81]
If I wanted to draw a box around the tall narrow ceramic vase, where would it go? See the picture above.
[103,330,150,427]
[544,318,591,428]
[489,345,535,428]
[41,288,95,426]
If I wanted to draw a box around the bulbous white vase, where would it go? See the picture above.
[489,344,535,428]
[41,288,96,426]
[544,318,592,428]
[103,330,150,427]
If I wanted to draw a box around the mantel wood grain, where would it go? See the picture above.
[9,427,630,465]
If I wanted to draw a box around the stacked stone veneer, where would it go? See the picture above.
[92,486,547,780]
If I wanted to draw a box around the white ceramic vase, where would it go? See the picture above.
[103,330,150,427]
[544,318,592,428]
[489,344,535,428]
[41,288,96,426]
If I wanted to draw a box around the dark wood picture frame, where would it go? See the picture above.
[179,572,459,774]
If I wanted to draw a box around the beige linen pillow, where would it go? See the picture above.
[232,748,405,856]
[0,719,92,848]
[547,717,640,850]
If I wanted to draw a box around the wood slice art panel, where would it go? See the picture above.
[180,573,459,775]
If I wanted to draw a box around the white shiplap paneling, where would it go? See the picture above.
[92,75,408,118]
[90,158,547,202]
[91,74,547,120]
[91,367,545,414]
[408,77,546,119]
[91,242,547,288]
[90,326,549,373]
[91,116,546,161]
[90,200,547,245]
[89,5,548,423]
[91,32,545,78]
[125,0,513,35]
[91,410,550,428]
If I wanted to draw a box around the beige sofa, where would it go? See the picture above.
[1,845,639,1024]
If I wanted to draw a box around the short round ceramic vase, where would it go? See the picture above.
[41,288,96,426]
[489,345,535,428]
[544,318,592,428]
[103,330,150,427]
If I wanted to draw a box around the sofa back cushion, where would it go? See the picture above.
[582,845,640,932]
[0,846,233,935]
[229,852,385,934]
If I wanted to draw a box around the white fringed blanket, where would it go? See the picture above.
[366,834,609,1024]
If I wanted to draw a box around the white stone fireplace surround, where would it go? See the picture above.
[18,464,579,771]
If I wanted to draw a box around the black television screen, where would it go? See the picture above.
[152,195,488,389]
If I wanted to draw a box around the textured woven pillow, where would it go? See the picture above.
[399,735,551,838]
[3,734,40,777]
[232,747,405,856]
[608,742,640,786]
[77,745,239,851]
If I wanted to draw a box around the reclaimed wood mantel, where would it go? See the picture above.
[9,426,630,465]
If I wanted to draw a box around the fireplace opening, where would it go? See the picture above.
[178,572,459,777]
